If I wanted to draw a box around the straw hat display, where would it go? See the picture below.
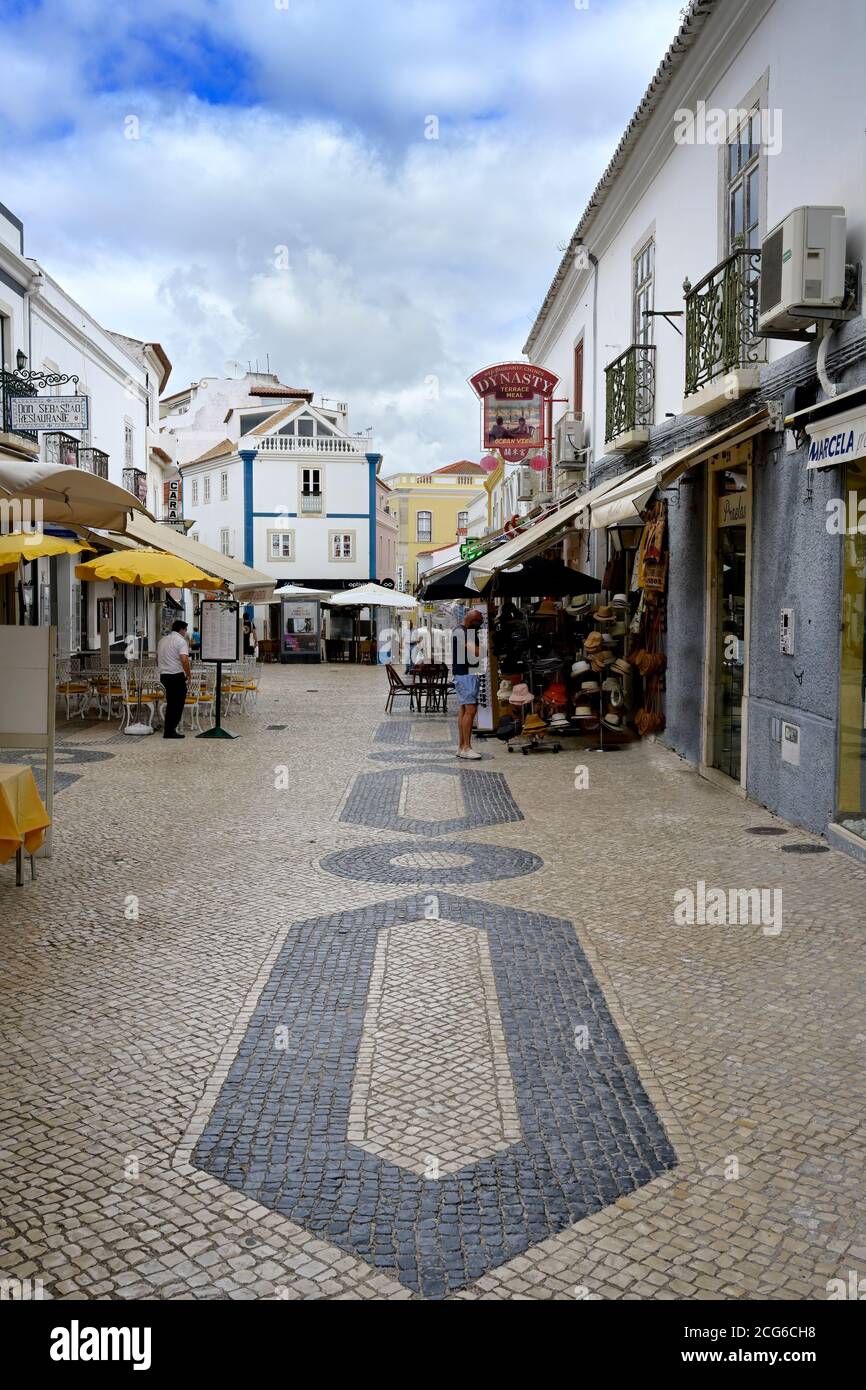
[584,631,604,653]
[573,703,594,718]
[509,682,534,706]
[535,599,559,616]
[603,710,623,729]
[612,656,632,677]
[594,604,616,622]
[571,658,590,676]
[612,593,629,608]
[497,678,514,700]
[523,712,548,734]
[549,712,570,729]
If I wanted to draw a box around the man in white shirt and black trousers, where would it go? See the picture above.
[157,620,191,739]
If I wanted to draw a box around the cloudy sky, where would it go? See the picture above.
[1,0,685,474]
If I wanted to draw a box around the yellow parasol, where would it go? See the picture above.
[74,548,228,736]
[74,548,226,589]
[0,530,95,577]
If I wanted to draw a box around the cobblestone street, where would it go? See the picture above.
[2,663,865,1301]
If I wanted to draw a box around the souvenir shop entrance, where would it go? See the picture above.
[701,441,753,789]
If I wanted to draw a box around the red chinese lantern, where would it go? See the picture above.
[480,453,499,473]
[529,452,548,472]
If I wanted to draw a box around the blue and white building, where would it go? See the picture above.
[166,376,385,640]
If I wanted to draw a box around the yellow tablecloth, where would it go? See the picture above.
[0,763,50,864]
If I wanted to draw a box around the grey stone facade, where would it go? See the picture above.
[589,318,866,842]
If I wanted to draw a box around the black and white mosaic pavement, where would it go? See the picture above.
[320,839,542,885]
[191,894,677,1298]
[340,766,522,837]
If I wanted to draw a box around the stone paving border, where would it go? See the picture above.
[340,766,523,837]
[319,839,544,885]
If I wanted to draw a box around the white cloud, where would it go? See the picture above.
[1,0,686,471]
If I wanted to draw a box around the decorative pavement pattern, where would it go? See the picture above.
[2,664,866,1300]
[190,894,676,1297]
[340,766,523,837]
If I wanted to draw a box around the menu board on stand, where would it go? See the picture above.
[198,597,240,739]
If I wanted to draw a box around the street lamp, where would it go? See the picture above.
[16,349,27,371]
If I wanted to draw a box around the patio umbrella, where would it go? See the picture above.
[0,530,95,577]
[421,556,601,600]
[326,583,417,610]
[273,583,333,599]
[75,548,227,736]
[326,584,417,664]
[0,459,150,531]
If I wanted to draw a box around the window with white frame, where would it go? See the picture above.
[633,238,654,346]
[220,470,228,500]
[301,467,321,495]
[726,104,761,254]
[267,529,295,560]
[124,419,134,467]
[457,510,468,530]
[191,477,199,505]
[203,474,211,503]
[220,528,231,555]
[416,510,432,542]
[330,531,355,561]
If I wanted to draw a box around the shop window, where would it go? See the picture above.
[837,459,866,840]
[416,510,432,542]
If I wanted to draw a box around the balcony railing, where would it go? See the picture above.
[79,447,109,479]
[605,344,656,444]
[683,248,763,399]
[253,434,369,455]
[0,368,38,443]
[122,466,148,506]
[300,492,323,514]
[44,431,79,469]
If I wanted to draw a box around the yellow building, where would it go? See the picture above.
[388,461,486,591]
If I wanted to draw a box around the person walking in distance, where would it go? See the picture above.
[157,620,191,740]
[452,606,484,760]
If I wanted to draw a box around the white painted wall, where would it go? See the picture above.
[530,0,866,459]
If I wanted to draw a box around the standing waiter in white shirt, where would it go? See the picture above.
[157,620,191,740]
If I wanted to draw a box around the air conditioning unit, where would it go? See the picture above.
[517,467,536,501]
[758,206,846,332]
[554,411,585,464]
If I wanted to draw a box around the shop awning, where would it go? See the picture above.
[589,410,771,529]
[119,514,274,599]
[466,467,648,589]
[0,458,151,531]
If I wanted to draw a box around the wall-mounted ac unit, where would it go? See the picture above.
[758,206,846,332]
[554,411,585,464]
[517,466,536,501]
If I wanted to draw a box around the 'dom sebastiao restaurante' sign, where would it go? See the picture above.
[468,362,559,461]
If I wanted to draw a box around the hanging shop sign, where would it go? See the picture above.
[163,477,183,523]
[806,409,866,470]
[468,362,559,461]
[10,395,89,433]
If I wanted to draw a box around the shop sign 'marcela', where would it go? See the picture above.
[806,409,866,469]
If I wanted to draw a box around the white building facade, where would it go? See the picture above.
[169,382,384,637]
[518,0,866,853]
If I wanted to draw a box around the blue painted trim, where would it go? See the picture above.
[252,511,298,518]
[239,449,257,568]
[326,513,368,519]
[366,453,381,583]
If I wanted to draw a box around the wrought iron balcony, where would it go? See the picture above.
[683,248,763,400]
[122,466,148,505]
[0,368,38,443]
[605,344,656,445]
[300,492,323,514]
[44,431,80,469]
[79,447,109,479]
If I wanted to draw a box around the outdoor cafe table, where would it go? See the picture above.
[0,763,50,886]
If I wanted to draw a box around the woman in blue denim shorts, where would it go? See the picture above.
[452,607,484,760]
